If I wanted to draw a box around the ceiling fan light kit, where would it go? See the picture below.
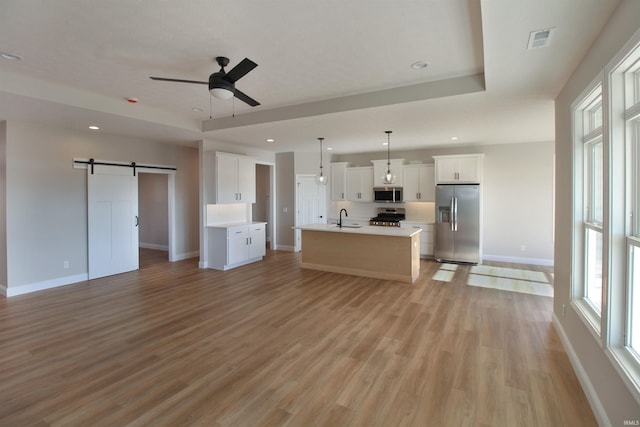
[210,87,234,100]
[150,56,260,107]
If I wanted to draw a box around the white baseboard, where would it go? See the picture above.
[139,242,169,251]
[552,314,609,427]
[172,251,199,262]
[274,245,295,252]
[5,273,89,297]
[483,253,554,266]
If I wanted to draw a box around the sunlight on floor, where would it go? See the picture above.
[468,265,553,297]
[432,263,457,282]
[432,263,554,297]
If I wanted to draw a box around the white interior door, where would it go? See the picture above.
[295,175,327,251]
[88,165,139,279]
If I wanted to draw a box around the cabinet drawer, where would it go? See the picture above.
[227,227,248,238]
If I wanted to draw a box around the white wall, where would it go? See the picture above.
[276,152,295,249]
[0,122,7,289]
[3,120,199,294]
[334,141,554,264]
[554,1,640,424]
[482,142,553,264]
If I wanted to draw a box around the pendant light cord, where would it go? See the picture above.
[386,131,392,174]
[318,137,324,176]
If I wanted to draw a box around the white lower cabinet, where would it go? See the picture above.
[208,223,267,270]
[400,221,434,258]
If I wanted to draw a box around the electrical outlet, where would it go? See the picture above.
[520,244,526,252]
[63,261,69,269]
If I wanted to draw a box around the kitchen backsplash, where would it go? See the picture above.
[329,201,435,223]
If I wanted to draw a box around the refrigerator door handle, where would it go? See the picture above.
[453,197,458,231]
[449,197,455,231]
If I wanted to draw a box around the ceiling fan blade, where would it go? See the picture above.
[223,58,257,84]
[234,89,260,107]
[149,77,208,85]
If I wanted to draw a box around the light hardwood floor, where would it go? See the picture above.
[0,248,596,426]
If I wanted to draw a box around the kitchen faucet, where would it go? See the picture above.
[338,208,348,228]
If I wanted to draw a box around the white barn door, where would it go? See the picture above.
[88,165,139,279]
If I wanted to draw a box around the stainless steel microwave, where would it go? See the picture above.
[373,187,403,203]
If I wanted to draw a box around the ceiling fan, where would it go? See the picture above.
[150,56,260,107]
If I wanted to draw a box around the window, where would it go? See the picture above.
[626,75,640,358]
[630,244,640,354]
[584,29,640,400]
[585,99,604,311]
[572,82,604,327]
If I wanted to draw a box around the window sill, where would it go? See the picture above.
[572,298,602,339]
[607,346,640,407]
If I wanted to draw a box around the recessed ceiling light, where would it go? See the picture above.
[192,107,203,112]
[327,147,333,151]
[382,142,389,146]
[451,136,458,140]
[410,61,428,70]
[0,52,22,61]
[89,125,100,130]
[266,138,275,143]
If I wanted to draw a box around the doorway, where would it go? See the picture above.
[138,172,169,267]
[253,162,276,251]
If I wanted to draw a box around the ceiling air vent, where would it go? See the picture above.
[527,27,555,49]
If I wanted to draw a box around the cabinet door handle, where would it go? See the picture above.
[249,237,252,244]
[239,192,242,200]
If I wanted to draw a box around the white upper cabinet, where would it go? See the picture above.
[403,164,435,202]
[330,162,349,201]
[371,159,405,187]
[346,166,374,202]
[214,152,256,204]
[433,154,484,184]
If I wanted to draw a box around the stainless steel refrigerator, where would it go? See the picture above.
[435,184,480,264]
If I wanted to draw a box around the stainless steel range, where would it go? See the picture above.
[369,207,406,227]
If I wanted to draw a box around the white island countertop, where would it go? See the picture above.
[207,221,266,229]
[295,223,420,238]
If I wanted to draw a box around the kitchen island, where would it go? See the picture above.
[296,224,421,283]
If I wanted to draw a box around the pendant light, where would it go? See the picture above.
[316,137,328,185]
[383,130,396,185]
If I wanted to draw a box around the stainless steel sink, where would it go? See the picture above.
[335,225,363,229]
